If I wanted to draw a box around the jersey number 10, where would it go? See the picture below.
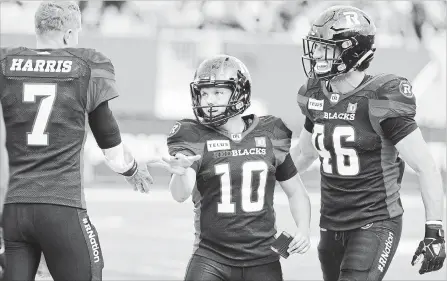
[312,124,360,176]
[215,160,268,214]
[23,83,56,146]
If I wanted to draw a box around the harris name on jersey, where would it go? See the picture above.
[8,57,73,73]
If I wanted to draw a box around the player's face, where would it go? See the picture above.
[311,42,341,75]
[199,87,232,116]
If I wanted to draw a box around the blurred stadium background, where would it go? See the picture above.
[1,0,446,280]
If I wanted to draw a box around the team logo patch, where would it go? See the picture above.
[231,133,242,141]
[168,122,181,137]
[308,98,324,111]
[399,80,413,98]
[347,102,358,114]
[207,140,231,152]
[255,137,266,147]
[330,94,340,103]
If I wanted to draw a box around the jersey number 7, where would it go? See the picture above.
[23,83,56,146]
[312,123,360,176]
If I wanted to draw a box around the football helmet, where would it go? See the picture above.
[302,5,376,80]
[190,55,251,126]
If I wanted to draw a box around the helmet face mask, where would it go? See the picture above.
[302,37,348,80]
[190,56,251,127]
[302,6,377,81]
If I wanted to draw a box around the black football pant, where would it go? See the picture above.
[318,215,402,281]
[184,254,283,281]
[3,203,104,281]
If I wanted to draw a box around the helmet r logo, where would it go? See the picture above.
[399,81,414,98]
[343,11,360,26]
[168,122,181,137]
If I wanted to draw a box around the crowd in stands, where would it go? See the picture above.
[2,0,445,42]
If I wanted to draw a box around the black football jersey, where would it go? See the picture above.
[0,47,119,208]
[297,74,417,231]
[167,115,297,266]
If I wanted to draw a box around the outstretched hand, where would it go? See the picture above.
[146,153,201,175]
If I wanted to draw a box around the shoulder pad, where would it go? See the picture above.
[259,115,292,140]
[65,48,114,76]
[273,117,293,140]
[375,75,416,106]
[167,119,205,145]
[0,47,26,61]
[368,74,416,121]
[167,119,206,157]
[297,79,320,118]
[297,78,320,98]
[260,115,293,165]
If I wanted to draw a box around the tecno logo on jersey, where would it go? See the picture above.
[207,140,231,151]
[9,58,72,73]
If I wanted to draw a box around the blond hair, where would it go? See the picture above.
[35,1,81,35]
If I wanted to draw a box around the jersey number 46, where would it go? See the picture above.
[312,123,360,176]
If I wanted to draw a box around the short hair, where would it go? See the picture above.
[35,1,81,35]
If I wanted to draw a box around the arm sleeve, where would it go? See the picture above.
[275,153,298,182]
[380,116,418,145]
[0,105,9,212]
[88,101,122,149]
[304,116,314,133]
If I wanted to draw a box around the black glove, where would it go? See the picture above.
[0,226,5,279]
[411,223,446,274]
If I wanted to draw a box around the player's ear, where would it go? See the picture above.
[63,29,72,46]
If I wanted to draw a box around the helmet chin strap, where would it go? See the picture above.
[332,49,374,79]
[352,49,374,70]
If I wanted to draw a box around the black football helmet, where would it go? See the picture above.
[190,55,251,126]
[302,5,376,80]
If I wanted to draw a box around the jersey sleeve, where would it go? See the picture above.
[0,104,9,194]
[84,49,119,113]
[166,120,205,172]
[368,75,418,142]
[272,117,298,181]
[296,78,321,119]
[304,116,314,133]
[0,47,24,62]
[297,83,311,119]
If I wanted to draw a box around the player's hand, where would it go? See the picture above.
[149,153,201,176]
[288,229,311,255]
[124,162,154,193]
[411,224,446,274]
[0,226,5,279]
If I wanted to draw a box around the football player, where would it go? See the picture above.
[293,5,446,281]
[0,104,7,279]
[157,55,312,281]
[0,2,154,280]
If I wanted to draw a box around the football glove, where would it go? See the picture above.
[411,223,446,274]
[122,161,153,193]
[0,226,5,279]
